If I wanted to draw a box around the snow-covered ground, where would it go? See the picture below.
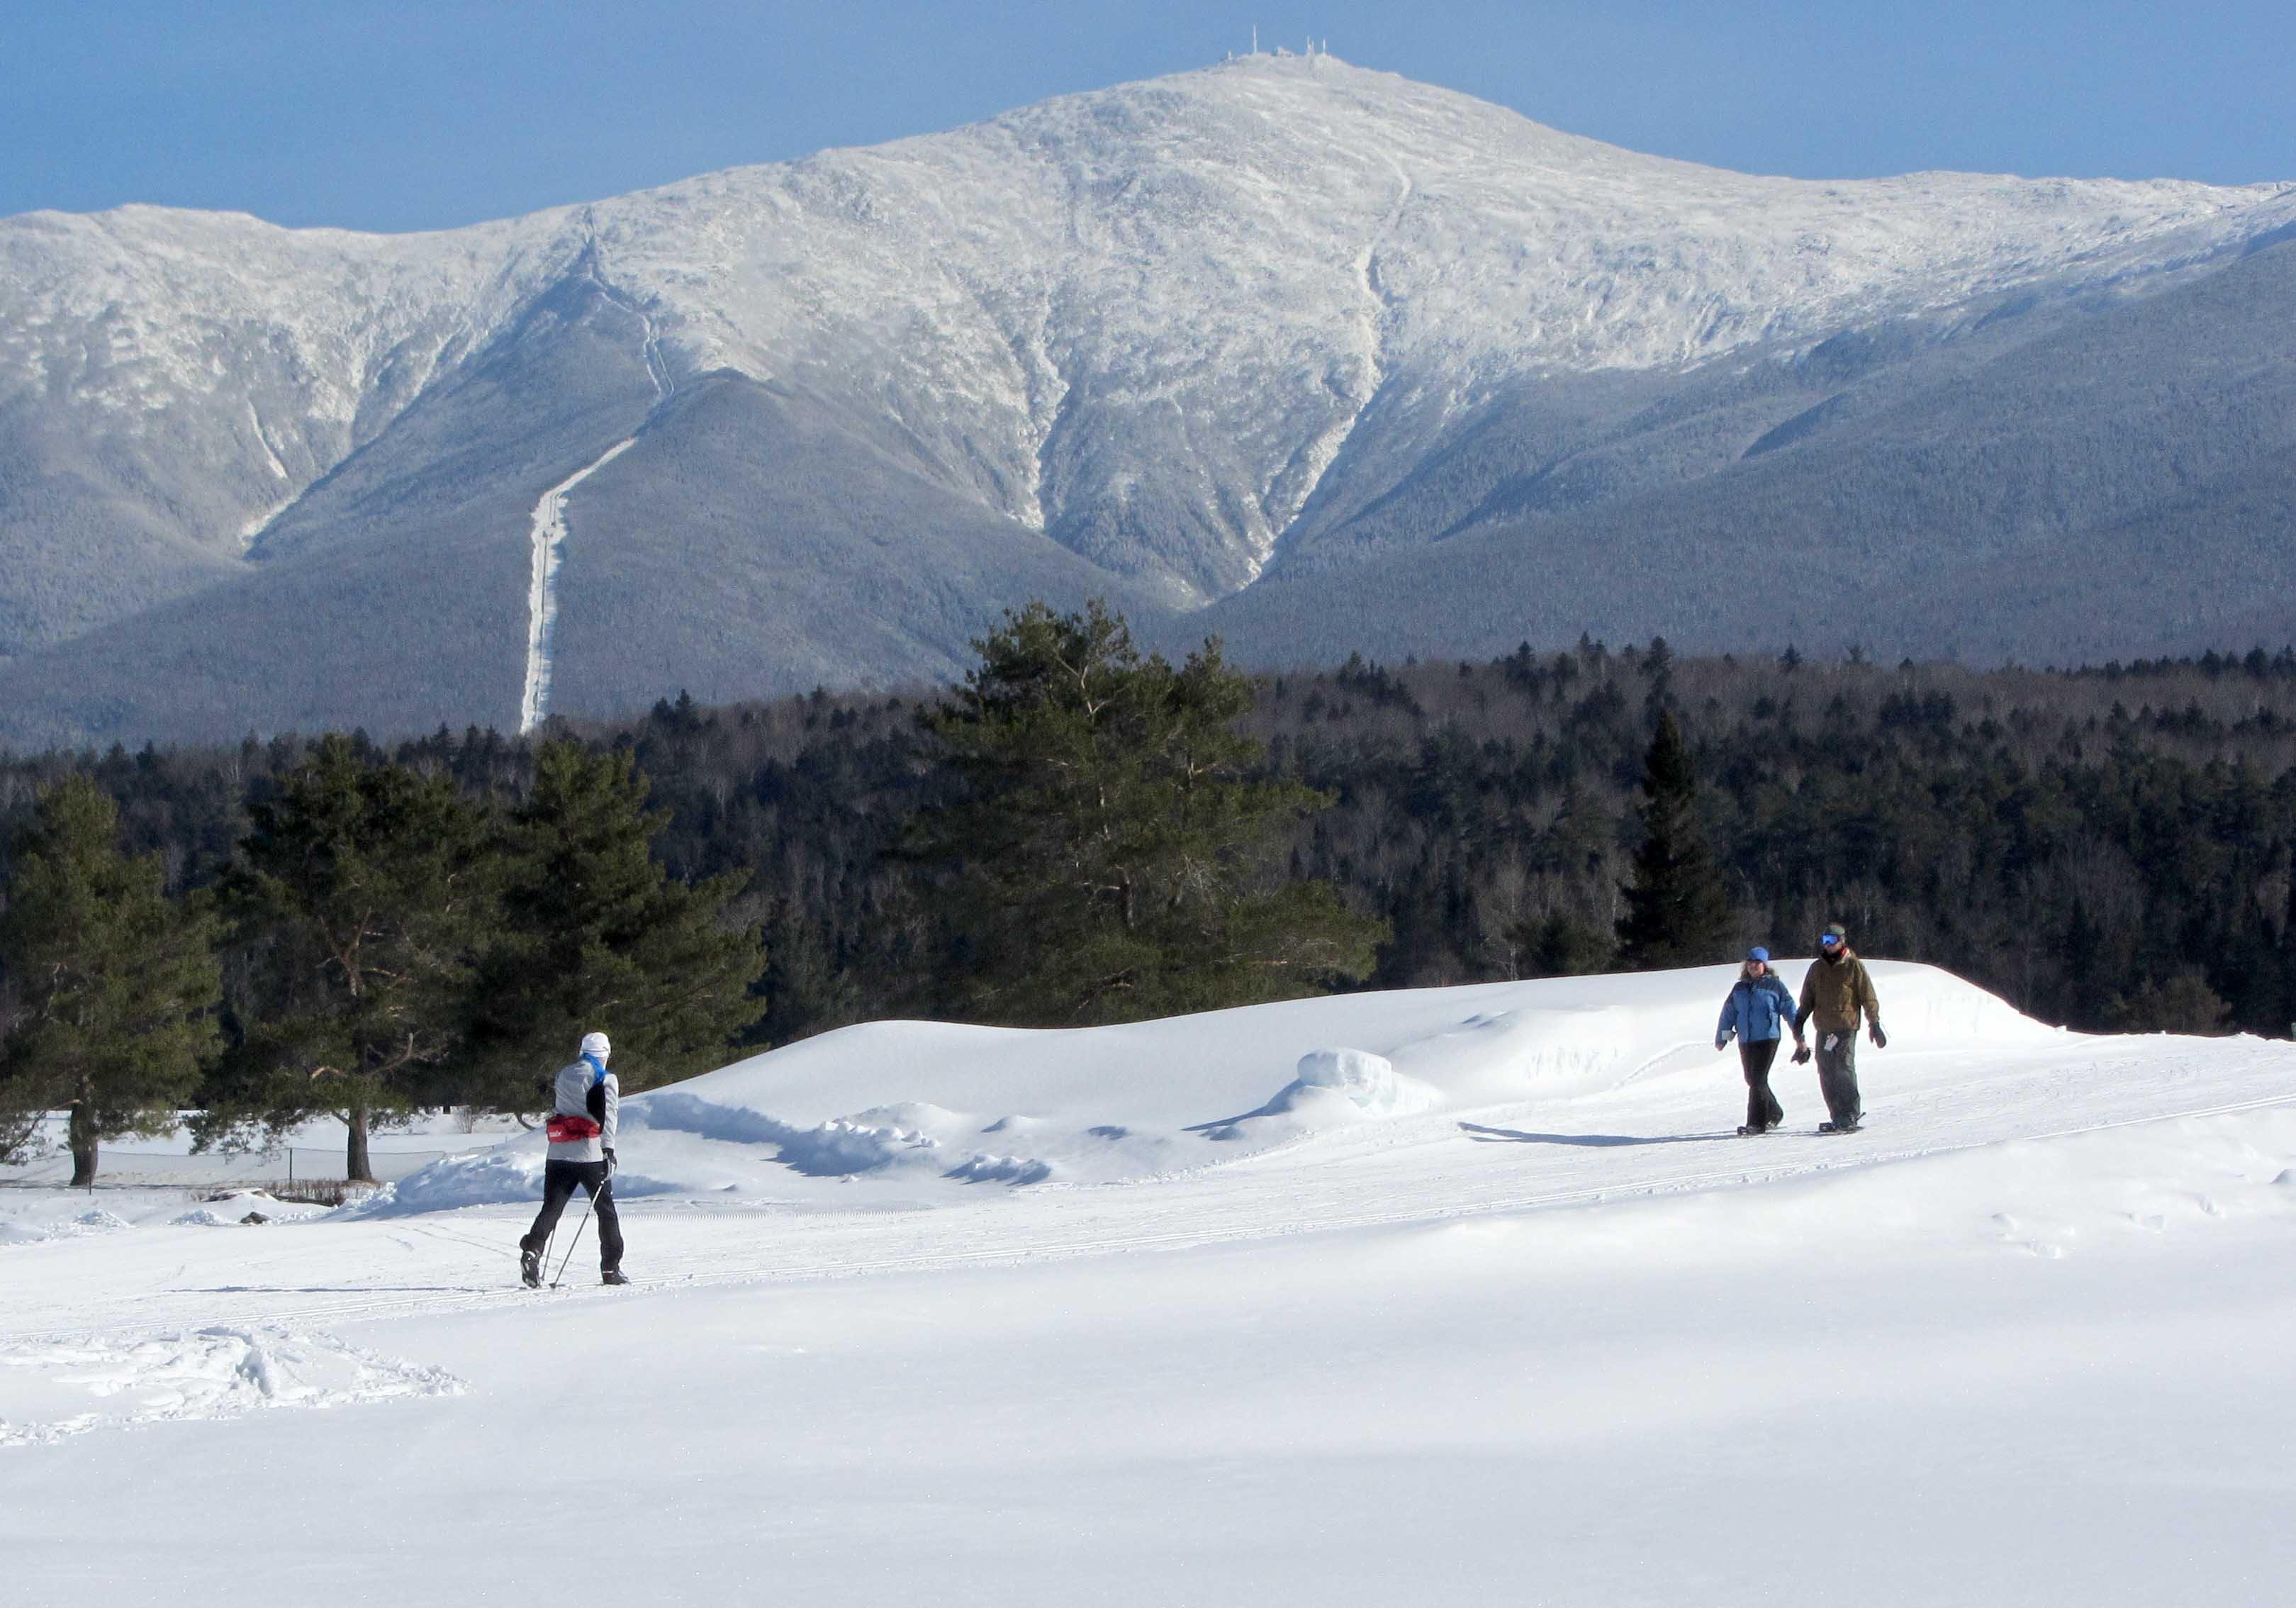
[5,961,2293,1604]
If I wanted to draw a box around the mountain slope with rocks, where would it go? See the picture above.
[4,53,2292,747]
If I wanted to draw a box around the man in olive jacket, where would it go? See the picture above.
[1794,922,1886,1132]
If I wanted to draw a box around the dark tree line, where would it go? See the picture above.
[604,635,2296,1041]
[6,624,2296,1181]
[0,608,1384,1178]
[0,736,761,1181]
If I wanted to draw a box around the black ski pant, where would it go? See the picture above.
[1813,1029,1864,1128]
[521,1159,624,1272]
[1738,1037,1786,1131]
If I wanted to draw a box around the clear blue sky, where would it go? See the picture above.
[8,1,2292,232]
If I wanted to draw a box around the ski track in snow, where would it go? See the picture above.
[7,962,2295,1605]
[6,1043,2292,1353]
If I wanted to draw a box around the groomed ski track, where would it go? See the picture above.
[7,1027,2291,1348]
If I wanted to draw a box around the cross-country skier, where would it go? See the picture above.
[519,1030,628,1286]
[1793,923,1885,1132]
[1715,946,1806,1134]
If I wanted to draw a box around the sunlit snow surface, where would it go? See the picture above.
[6,959,2295,1604]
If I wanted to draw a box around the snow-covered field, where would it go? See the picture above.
[5,961,2293,1604]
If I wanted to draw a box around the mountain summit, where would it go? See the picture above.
[4,55,2294,745]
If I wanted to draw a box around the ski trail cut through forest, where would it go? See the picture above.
[518,255,673,734]
[518,437,637,734]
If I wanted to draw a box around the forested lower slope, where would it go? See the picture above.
[5,641,2291,1049]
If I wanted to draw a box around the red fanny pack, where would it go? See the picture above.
[545,1115,602,1144]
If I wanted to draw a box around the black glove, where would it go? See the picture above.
[602,1146,617,1174]
[1869,1024,1887,1049]
[1792,1043,1813,1064]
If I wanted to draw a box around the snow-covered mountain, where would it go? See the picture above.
[4,53,2295,746]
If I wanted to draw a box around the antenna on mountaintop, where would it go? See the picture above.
[1251,24,1258,54]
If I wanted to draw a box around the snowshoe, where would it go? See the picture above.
[601,1268,630,1286]
[519,1246,542,1288]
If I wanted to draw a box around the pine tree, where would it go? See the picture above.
[208,737,486,1181]
[0,778,220,1183]
[909,601,1385,1024]
[748,898,866,1048]
[1615,710,1735,969]
[1511,910,1618,978]
[462,741,763,1102]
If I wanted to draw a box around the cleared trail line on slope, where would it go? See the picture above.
[516,255,673,735]
[517,436,637,734]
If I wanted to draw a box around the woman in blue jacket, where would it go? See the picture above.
[1715,947,1807,1134]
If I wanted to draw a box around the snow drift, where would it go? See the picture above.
[363,960,2055,1212]
[0,1327,463,1447]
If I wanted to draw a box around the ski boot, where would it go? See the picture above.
[519,1246,542,1288]
[601,1268,630,1286]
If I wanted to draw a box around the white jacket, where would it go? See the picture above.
[543,1054,619,1163]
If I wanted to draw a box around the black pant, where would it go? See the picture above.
[521,1159,624,1271]
[1739,1037,1786,1131]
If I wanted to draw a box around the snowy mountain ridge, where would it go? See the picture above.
[9,57,2290,588]
[4,54,2295,744]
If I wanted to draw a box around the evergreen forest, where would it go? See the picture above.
[4,619,2295,1178]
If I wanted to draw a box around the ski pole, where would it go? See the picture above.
[550,1184,598,1288]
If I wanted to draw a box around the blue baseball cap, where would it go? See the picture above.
[1747,947,1770,963]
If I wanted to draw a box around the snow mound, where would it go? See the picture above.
[0,1327,464,1447]
[366,960,2056,1209]
[1,1207,140,1245]
[1287,1047,1440,1116]
[944,1154,1055,1185]
[346,1133,693,1218]
[637,1091,954,1175]
[342,1149,545,1217]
